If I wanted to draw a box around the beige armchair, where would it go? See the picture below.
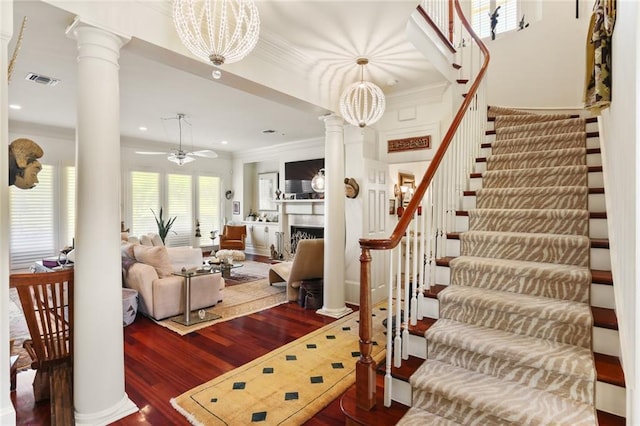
[219,225,247,251]
[268,238,323,302]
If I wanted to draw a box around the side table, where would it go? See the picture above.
[171,268,220,326]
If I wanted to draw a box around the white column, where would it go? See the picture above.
[317,114,352,318]
[66,20,137,424]
[0,1,15,423]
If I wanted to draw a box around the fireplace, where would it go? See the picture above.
[290,226,324,253]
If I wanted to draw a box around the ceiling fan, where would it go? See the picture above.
[136,113,218,165]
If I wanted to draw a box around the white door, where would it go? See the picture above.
[362,160,389,305]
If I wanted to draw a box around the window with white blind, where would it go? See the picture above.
[471,0,518,39]
[63,166,76,248]
[167,174,193,247]
[129,171,221,248]
[198,176,221,247]
[130,171,160,237]
[10,165,56,270]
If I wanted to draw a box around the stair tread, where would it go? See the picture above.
[423,284,447,300]
[486,129,600,138]
[411,359,597,424]
[594,353,626,387]
[426,318,595,379]
[439,285,592,327]
[438,256,613,285]
[477,147,589,163]
[456,209,607,219]
[464,187,604,195]
[488,114,582,122]
[470,165,602,178]
[394,321,624,391]
[449,231,607,249]
[449,255,591,281]
[408,316,437,336]
[592,306,618,330]
[397,407,463,425]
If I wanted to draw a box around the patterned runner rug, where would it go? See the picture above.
[171,305,387,426]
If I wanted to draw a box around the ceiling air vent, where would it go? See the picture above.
[25,72,60,86]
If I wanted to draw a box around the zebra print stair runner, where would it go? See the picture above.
[397,107,597,425]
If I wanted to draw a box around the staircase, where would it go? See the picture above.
[388,108,625,425]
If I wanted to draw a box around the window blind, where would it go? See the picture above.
[167,173,193,247]
[64,166,76,248]
[131,171,160,237]
[198,176,221,247]
[10,165,56,269]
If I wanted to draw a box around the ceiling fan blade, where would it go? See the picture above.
[135,151,170,155]
[189,150,218,158]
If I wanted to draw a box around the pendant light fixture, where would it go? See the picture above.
[172,0,260,78]
[339,58,386,128]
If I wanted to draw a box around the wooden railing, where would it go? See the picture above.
[355,0,490,410]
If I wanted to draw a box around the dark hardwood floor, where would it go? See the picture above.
[11,297,382,425]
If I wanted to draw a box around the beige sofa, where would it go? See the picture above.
[122,242,224,320]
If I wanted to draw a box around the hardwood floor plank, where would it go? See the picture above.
[12,300,356,425]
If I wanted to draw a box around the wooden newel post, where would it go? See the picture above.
[356,247,376,410]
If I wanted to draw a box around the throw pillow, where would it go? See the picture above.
[150,233,164,246]
[140,234,153,246]
[121,241,137,259]
[133,245,173,278]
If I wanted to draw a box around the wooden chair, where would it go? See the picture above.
[10,269,74,425]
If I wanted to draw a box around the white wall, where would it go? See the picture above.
[486,0,592,108]
[597,1,639,423]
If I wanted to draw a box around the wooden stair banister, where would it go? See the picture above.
[355,0,490,411]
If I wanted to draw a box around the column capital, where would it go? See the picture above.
[319,113,344,132]
[65,16,130,66]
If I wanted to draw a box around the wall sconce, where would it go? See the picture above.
[225,190,233,200]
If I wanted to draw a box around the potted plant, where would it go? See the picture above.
[151,207,177,244]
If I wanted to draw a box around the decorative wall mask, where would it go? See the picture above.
[9,138,44,189]
[344,177,359,199]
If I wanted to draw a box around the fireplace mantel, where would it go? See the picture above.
[274,199,324,215]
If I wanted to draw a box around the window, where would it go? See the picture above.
[471,0,518,39]
[198,176,221,247]
[129,170,221,248]
[130,171,160,237]
[63,166,76,248]
[10,165,56,270]
[167,174,193,247]
[9,164,76,270]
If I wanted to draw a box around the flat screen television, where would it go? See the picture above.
[284,158,325,199]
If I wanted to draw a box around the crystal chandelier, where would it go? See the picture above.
[172,0,260,70]
[339,58,386,128]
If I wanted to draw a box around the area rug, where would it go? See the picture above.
[171,304,388,425]
[223,273,265,286]
[156,279,287,336]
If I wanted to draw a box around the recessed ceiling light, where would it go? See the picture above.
[9,104,22,110]
[221,140,228,145]
[139,126,148,131]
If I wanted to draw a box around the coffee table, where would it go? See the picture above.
[209,262,243,279]
[171,268,221,326]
